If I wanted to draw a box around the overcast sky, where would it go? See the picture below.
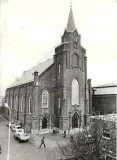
[0,0,117,96]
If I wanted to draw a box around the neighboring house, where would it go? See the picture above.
[4,7,92,133]
[0,96,4,114]
[90,114,117,160]
[0,96,4,107]
[92,84,117,115]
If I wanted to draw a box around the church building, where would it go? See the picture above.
[5,7,92,133]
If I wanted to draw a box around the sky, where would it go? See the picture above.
[0,0,117,96]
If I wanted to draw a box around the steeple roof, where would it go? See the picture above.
[66,7,75,32]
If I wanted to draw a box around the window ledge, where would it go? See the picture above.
[102,135,110,140]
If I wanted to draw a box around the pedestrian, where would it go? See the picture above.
[63,130,66,138]
[53,128,55,134]
[39,137,46,148]
[0,145,1,153]
[71,135,74,142]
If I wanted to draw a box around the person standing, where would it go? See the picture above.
[39,137,46,148]
[0,145,1,153]
[63,130,66,138]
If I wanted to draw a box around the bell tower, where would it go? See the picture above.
[54,6,89,130]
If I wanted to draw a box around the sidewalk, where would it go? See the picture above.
[29,132,69,149]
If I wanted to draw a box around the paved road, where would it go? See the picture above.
[0,115,61,160]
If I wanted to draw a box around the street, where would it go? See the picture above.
[0,115,60,160]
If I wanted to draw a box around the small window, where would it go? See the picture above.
[102,146,106,151]
[102,130,111,139]
[58,63,60,74]
[109,147,113,153]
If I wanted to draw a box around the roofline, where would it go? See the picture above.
[93,85,117,88]
[6,63,54,89]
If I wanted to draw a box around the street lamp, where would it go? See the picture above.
[4,103,11,160]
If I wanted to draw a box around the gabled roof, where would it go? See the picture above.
[8,58,54,88]
[66,7,75,32]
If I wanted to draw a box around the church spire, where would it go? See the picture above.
[66,5,75,32]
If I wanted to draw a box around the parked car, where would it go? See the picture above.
[11,125,22,132]
[7,122,15,128]
[14,133,30,142]
[14,129,24,135]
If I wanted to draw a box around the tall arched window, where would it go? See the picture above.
[28,94,32,114]
[58,63,61,74]
[10,96,13,109]
[42,90,48,108]
[58,97,61,108]
[71,78,79,105]
[21,95,24,112]
[15,95,18,111]
[73,54,79,67]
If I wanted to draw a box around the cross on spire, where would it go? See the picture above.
[70,1,72,8]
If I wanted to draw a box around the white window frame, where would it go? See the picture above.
[42,90,49,108]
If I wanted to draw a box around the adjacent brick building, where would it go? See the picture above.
[92,84,117,115]
[5,7,92,133]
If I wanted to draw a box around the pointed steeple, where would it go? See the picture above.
[66,6,75,32]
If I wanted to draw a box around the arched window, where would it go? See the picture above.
[58,97,61,108]
[58,63,61,74]
[72,112,79,128]
[74,32,78,42]
[21,95,24,112]
[28,94,32,114]
[15,95,18,111]
[10,96,13,109]
[42,90,49,108]
[73,54,79,67]
[71,78,79,105]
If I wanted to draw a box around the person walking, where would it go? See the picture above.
[63,130,66,138]
[39,137,46,148]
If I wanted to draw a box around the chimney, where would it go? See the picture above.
[33,71,38,86]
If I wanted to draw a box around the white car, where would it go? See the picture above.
[14,133,30,141]
[14,129,24,135]
[11,125,22,132]
[7,122,15,128]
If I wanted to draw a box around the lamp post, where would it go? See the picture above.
[4,103,11,160]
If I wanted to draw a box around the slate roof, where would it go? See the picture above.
[8,58,54,88]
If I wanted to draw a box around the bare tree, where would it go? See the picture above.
[58,116,116,160]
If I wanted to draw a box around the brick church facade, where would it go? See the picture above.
[5,7,92,133]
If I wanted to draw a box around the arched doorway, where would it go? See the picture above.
[42,116,48,129]
[72,112,79,128]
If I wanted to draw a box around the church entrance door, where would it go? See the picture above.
[72,112,79,128]
[42,116,48,129]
